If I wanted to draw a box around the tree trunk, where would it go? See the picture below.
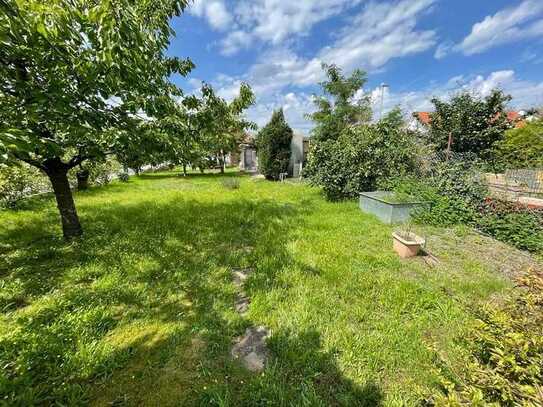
[183,164,187,176]
[44,159,83,240]
[219,151,225,174]
[76,169,90,190]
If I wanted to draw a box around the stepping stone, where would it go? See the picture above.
[231,326,269,372]
[232,268,253,287]
[234,293,250,315]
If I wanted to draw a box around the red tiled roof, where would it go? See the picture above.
[414,111,526,128]
[507,111,521,121]
[506,111,527,128]
[414,111,431,125]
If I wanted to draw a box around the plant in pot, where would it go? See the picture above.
[392,222,426,258]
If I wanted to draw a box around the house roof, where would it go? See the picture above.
[413,111,526,128]
[414,111,431,125]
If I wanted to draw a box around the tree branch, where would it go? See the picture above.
[12,151,46,171]
[67,155,90,169]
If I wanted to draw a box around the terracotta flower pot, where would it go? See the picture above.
[392,232,426,258]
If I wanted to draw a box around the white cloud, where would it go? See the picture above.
[467,70,516,97]
[319,0,436,71]
[520,48,543,64]
[190,0,363,55]
[245,92,316,133]
[437,0,543,58]
[221,30,252,56]
[215,0,437,61]
[246,48,324,93]
[235,0,360,44]
[434,41,453,60]
[190,0,232,31]
[213,0,437,100]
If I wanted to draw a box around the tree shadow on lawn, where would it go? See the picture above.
[0,191,384,405]
[136,170,246,181]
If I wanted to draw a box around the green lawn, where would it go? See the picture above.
[0,171,517,405]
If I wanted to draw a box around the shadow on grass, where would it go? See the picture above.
[136,170,245,181]
[0,185,384,405]
[212,329,384,406]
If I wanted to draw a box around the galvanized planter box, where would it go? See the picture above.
[359,191,427,224]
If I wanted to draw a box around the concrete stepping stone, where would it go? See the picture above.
[235,294,250,315]
[231,326,269,372]
[232,268,253,315]
[232,268,253,287]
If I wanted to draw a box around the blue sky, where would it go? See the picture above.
[168,0,543,133]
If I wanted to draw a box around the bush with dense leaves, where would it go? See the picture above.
[255,109,293,180]
[0,164,48,208]
[478,199,543,253]
[390,158,543,254]
[307,116,420,201]
[388,157,488,226]
[387,176,480,226]
[494,119,543,170]
[428,271,543,406]
[89,160,122,186]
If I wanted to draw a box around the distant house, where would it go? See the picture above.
[238,132,311,177]
[239,134,257,172]
[409,112,432,133]
[288,133,311,178]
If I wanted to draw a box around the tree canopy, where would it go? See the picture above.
[195,83,255,173]
[0,0,194,238]
[426,90,512,162]
[256,109,293,180]
[307,63,372,143]
[307,109,418,200]
[305,63,374,193]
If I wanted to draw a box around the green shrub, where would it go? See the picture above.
[388,157,488,226]
[255,109,293,180]
[306,115,419,201]
[401,180,479,226]
[495,119,543,169]
[0,164,48,208]
[428,157,488,207]
[477,199,543,253]
[428,272,543,406]
[92,160,122,185]
[391,167,543,253]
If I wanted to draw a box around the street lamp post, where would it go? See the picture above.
[379,83,389,120]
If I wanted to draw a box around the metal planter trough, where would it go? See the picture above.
[359,191,427,224]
